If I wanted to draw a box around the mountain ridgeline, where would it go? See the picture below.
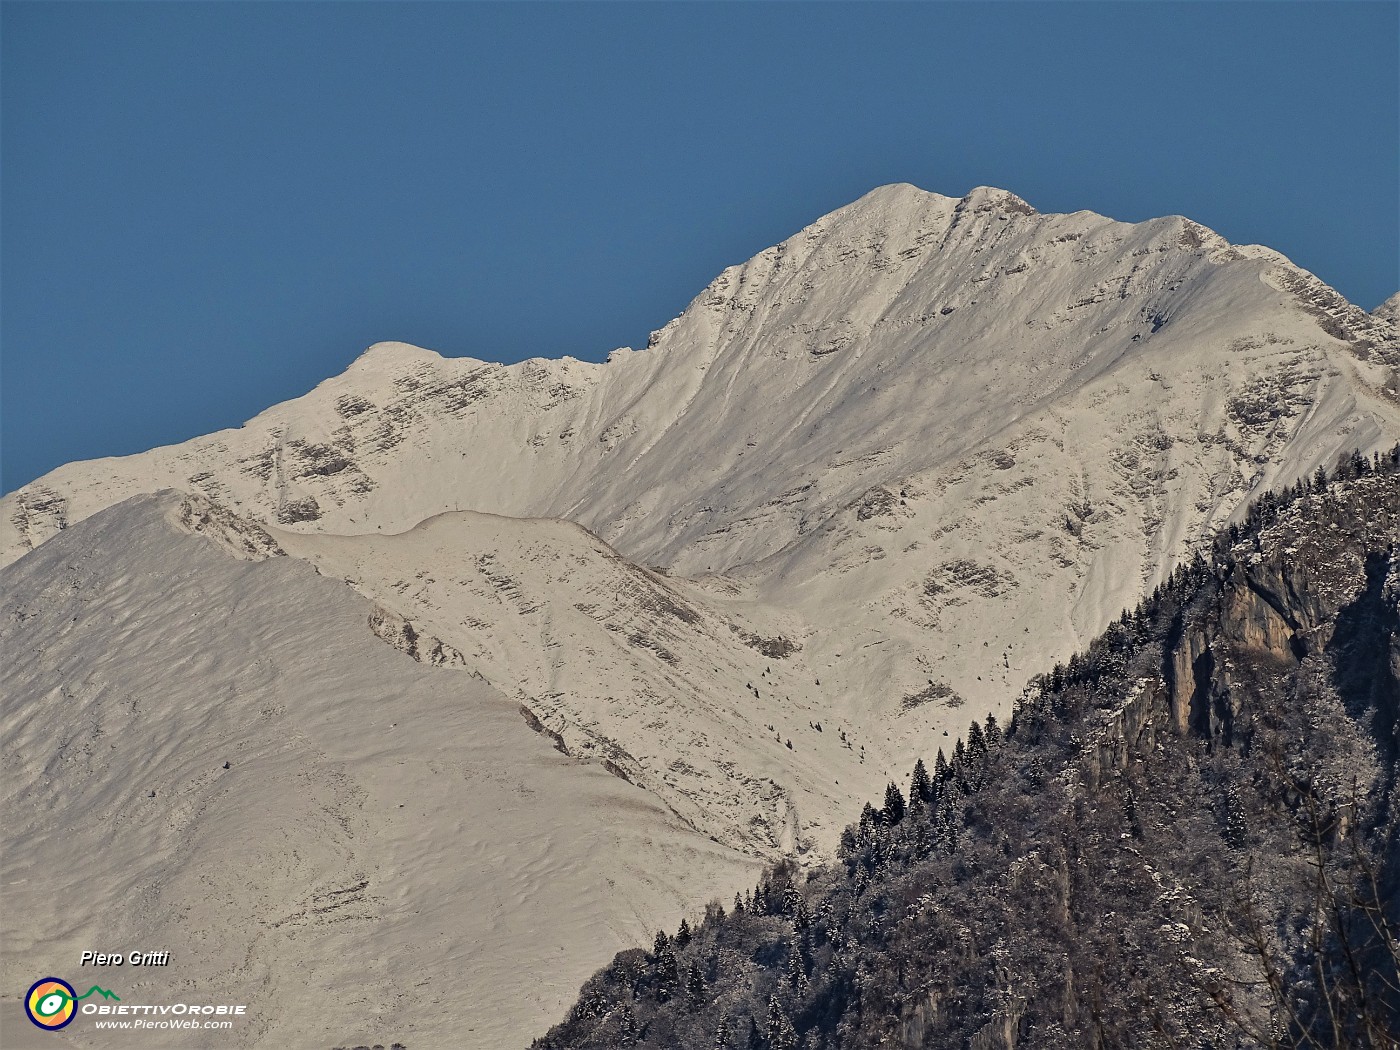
[535,450,1400,1050]
[5,184,1399,870]
[5,184,1399,1048]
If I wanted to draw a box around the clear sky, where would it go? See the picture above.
[3,2,1397,493]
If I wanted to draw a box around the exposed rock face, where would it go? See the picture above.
[366,603,467,667]
[170,490,285,560]
[1167,470,1398,755]
[1088,466,1399,787]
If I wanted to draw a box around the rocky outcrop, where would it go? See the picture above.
[367,604,466,667]
[1160,472,1398,756]
[169,491,285,561]
[1062,466,1398,793]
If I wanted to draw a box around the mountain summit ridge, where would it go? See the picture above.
[252,182,1321,389]
[5,183,1399,1048]
[3,183,1398,862]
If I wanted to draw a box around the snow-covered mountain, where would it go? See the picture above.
[6,184,1397,851]
[0,494,758,1049]
[3,183,1398,1045]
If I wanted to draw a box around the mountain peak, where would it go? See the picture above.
[853,181,946,204]
[824,182,955,224]
[830,182,1038,226]
[346,340,443,374]
[959,184,1037,215]
[1373,291,1400,323]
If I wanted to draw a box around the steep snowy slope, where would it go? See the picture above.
[275,510,894,857]
[4,184,1398,864]
[0,494,758,1050]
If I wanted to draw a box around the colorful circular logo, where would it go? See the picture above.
[25,978,77,1030]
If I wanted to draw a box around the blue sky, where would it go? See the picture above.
[3,2,1397,493]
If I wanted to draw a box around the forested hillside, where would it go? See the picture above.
[536,449,1400,1050]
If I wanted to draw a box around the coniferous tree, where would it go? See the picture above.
[967,720,987,761]
[908,787,927,820]
[1026,756,1046,791]
[837,826,858,858]
[858,801,880,837]
[713,1017,733,1049]
[687,960,707,1010]
[676,917,693,949]
[653,930,679,1001]
[937,795,960,852]
[793,894,811,931]
[767,995,798,1050]
[763,881,778,914]
[934,749,949,781]
[910,758,932,806]
[984,713,1002,749]
[618,1004,637,1046]
[786,943,810,995]
[883,781,906,825]
[780,883,801,917]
